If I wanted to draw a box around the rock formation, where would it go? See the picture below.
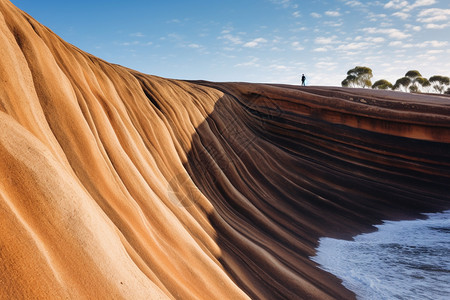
[0,0,449,299]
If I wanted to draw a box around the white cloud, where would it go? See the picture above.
[313,47,329,52]
[315,61,337,70]
[365,37,385,43]
[120,41,140,46]
[417,8,450,23]
[130,32,145,37]
[337,42,370,50]
[363,27,411,39]
[386,30,411,39]
[345,1,363,7]
[392,12,410,20]
[324,21,344,27]
[426,49,444,54]
[389,41,403,46]
[235,57,260,67]
[392,40,448,48]
[380,22,393,27]
[269,64,289,70]
[315,36,338,44]
[269,0,292,8]
[368,13,388,21]
[422,40,448,47]
[292,26,308,32]
[406,0,437,11]
[399,43,416,48]
[166,33,182,41]
[187,43,201,48]
[325,11,341,17]
[293,11,301,18]
[219,34,243,45]
[243,38,268,48]
[425,23,450,29]
[405,24,422,31]
[384,0,408,9]
[291,41,305,50]
[310,12,321,18]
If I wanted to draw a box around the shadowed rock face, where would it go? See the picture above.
[0,0,449,299]
[184,82,450,299]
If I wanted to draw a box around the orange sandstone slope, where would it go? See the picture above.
[0,0,449,299]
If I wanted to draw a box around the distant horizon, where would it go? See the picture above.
[12,0,450,86]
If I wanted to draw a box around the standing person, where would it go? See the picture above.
[301,74,306,86]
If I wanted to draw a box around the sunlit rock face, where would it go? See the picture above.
[0,0,449,299]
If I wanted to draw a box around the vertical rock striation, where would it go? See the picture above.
[0,1,449,299]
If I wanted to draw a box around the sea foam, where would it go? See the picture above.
[312,211,450,300]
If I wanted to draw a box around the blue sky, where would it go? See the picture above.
[11,0,450,86]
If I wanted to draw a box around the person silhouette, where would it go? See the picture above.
[301,74,306,86]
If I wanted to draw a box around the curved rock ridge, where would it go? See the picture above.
[0,0,449,299]
[182,82,450,299]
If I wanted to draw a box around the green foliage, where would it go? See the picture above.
[415,77,430,87]
[405,70,422,78]
[396,70,431,93]
[372,79,393,90]
[342,66,449,94]
[408,76,431,92]
[429,75,450,94]
[393,77,411,92]
[409,85,419,93]
[342,66,373,88]
[341,76,356,87]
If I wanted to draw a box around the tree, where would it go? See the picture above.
[414,77,430,92]
[341,77,355,87]
[393,70,430,93]
[429,75,450,94]
[393,77,411,92]
[405,70,421,78]
[404,70,430,93]
[342,66,373,88]
[372,79,393,90]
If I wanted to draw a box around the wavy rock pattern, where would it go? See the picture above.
[0,1,449,299]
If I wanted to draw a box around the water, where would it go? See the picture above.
[311,211,450,300]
